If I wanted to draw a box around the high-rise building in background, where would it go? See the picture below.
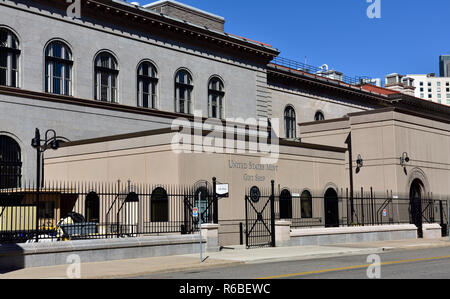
[397,55,450,106]
[439,55,450,77]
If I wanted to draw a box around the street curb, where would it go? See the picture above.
[242,248,386,265]
[88,261,246,279]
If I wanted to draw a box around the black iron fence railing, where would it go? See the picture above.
[270,56,373,86]
[272,187,448,235]
[1,181,448,244]
[244,182,448,249]
[0,181,217,244]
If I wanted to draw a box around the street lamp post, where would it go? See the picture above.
[31,128,69,242]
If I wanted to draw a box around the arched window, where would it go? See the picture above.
[85,192,100,223]
[279,189,292,219]
[284,106,296,139]
[208,77,224,119]
[174,69,193,114]
[151,187,168,222]
[300,190,313,218]
[137,61,158,109]
[314,111,325,121]
[45,41,73,96]
[0,28,20,87]
[94,52,118,103]
[0,135,22,189]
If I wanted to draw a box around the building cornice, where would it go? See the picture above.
[267,64,450,122]
[12,0,279,64]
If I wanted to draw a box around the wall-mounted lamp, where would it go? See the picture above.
[400,152,410,167]
[355,154,364,174]
[400,152,410,175]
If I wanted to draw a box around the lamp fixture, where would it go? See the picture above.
[400,152,410,167]
[355,154,364,174]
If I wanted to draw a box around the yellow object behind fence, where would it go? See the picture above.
[0,206,37,231]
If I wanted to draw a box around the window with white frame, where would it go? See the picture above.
[174,69,193,114]
[208,76,224,119]
[137,61,158,109]
[45,41,72,96]
[0,28,19,87]
[94,52,118,103]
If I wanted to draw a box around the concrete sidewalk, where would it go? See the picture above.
[1,238,448,279]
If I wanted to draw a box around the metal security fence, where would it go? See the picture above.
[246,182,449,248]
[273,187,448,235]
[351,188,449,238]
[244,185,275,249]
[0,180,217,244]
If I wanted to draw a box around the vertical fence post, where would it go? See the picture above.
[239,222,243,245]
[212,177,218,224]
[370,187,374,226]
[270,180,275,247]
[34,129,41,243]
[439,200,444,235]
[245,193,248,248]
[346,188,350,226]
[360,187,364,226]
[448,199,450,240]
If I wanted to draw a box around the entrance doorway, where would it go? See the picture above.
[410,179,424,238]
[324,188,339,228]
[195,186,210,223]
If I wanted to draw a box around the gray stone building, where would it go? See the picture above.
[1,0,449,191]
[1,0,450,247]
[1,0,279,183]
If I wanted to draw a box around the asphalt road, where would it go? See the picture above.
[134,246,450,279]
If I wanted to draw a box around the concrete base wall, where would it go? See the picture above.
[290,225,418,246]
[422,224,442,239]
[0,235,205,270]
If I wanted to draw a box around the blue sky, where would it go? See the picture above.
[145,0,450,81]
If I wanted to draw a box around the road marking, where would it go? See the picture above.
[257,255,450,279]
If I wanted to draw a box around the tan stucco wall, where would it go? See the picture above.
[44,131,348,245]
[300,109,450,198]
[351,111,450,197]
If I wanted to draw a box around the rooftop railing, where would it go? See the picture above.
[270,56,373,86]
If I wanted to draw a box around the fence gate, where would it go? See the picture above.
[245,182,275,249]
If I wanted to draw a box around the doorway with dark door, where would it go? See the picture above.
[324,188,339,228]
[410,179,424,238]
